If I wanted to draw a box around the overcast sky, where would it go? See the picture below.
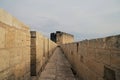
[0,0,120,41]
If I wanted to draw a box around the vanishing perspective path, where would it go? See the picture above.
[39,47,76,80]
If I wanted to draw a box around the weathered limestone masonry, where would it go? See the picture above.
[0,9,57,80]
[61,35,120,80]
[30,31,57,77]
[0,9,31,80]
[50,31,74,45]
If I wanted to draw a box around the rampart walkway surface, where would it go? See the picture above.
[39,47,76,80]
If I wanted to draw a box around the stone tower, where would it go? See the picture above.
[50,31,74,45]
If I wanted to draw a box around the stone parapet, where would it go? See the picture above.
[61,34,120,80]
[0,9,30,80]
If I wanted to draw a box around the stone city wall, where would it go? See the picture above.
[0,9,57,80]
[30,31,57,77]
[0,9,31,80]
[61,35,120,80]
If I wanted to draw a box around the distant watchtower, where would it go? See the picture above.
[50,31,74,45]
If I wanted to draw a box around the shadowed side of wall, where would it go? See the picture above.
[61,35,120,80]
[0,9,31,80]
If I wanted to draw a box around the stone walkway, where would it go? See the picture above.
[39,47,76,80]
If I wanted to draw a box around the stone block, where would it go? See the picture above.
[84,68,98,80]
[23,72,30,80]
[25,62,30,73]
[25,34,30,47]
[95,38,105,49]
[13,29,29,47]
[0,68,12,80]
[76,63,88,80]
[79,47,87,58]
[86,48,96,60]
[84,57,104,77]
[13,63,26,78]
[96,49,110,65]
[0,49,10,72]
[110,50,120,69]
[9,48,23,66]
[14,30,21,47]
[88,39,97,48]
[22,47,30,63]
[0,27,5,48]
[5,28,15,48]
[105,35,120,49]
